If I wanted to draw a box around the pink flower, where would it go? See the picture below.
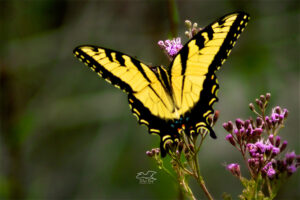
[158,37,183,58]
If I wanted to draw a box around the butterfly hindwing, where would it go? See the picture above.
[168,12,250,137]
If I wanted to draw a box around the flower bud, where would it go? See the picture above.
[287,165,297,175]
[255,98,260,105]
[234,129,241,142]
[271,113,279,123]
[248,158,255,168]
[252,128,263,136]
[225,134,236,146]
[155,148,160,155]
[283,109,288,118]
[151,148,157,155]
[249,103,255,111]
[275,106,281,114]
[262,161,276,179]
[185,20,192,28]
[267,167,276,179]
[285,152,296,165]
[223,121,233,132]
[157,40,165,48]
[271,147,280,156]
[256,117,263,127]
[235,119,244,129]
[226,163,241,177]
[185,31,190,38]
[280,140,288,152]
[265,116,272,129]
[249,117,254,127]
[268,134,274,145]
[278,114,284,124]
[275,136,281,147]
[260,95,266,103]
[244,120,251,129]
[246,128,252,136]
[255,99,263,109]
[266,93,271,101]
[146,150,154,157]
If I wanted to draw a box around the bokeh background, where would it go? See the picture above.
[1,0,299,199]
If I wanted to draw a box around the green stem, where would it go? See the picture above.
[193,155,214,200]
[174,164,196,200]
[181,178,196,200]
[266,177,273,198]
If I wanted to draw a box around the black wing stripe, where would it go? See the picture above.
[130,57,152,83]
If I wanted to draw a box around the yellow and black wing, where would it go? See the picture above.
[168,12,250,138]
[73,46,181,154]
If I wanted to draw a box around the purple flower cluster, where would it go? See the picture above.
[226,163,241,177]
[224,118,264,146]
[247,135,289,178]
[265,106,288,130]
[223,93,299,181]
[158,37,183,58]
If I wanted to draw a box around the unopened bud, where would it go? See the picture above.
[252,128,263,136]
[235,119,244,129]
[185,31,190,38]
[146,151,154,157]
[244,120,250,129]
[223,121,233,132]
[269,134,274,145]
[260,95,266,103]
[256,117,263,127]
[249,103,255,111]
[283,109,288,118]
[275,136,281,147]
[266,93,271,101]
[185,20,192,28]
[226,163,241,177]
[280,140,288,152]
[225,134,236,146]
[275,106,281,114]
[285,152,296,165]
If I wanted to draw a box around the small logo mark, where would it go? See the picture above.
[136,170,157,184]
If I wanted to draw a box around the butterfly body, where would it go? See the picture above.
[74,12,250,156]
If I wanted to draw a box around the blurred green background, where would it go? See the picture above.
[0,0,299,199]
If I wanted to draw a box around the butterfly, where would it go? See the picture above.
[73,12,249,156]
